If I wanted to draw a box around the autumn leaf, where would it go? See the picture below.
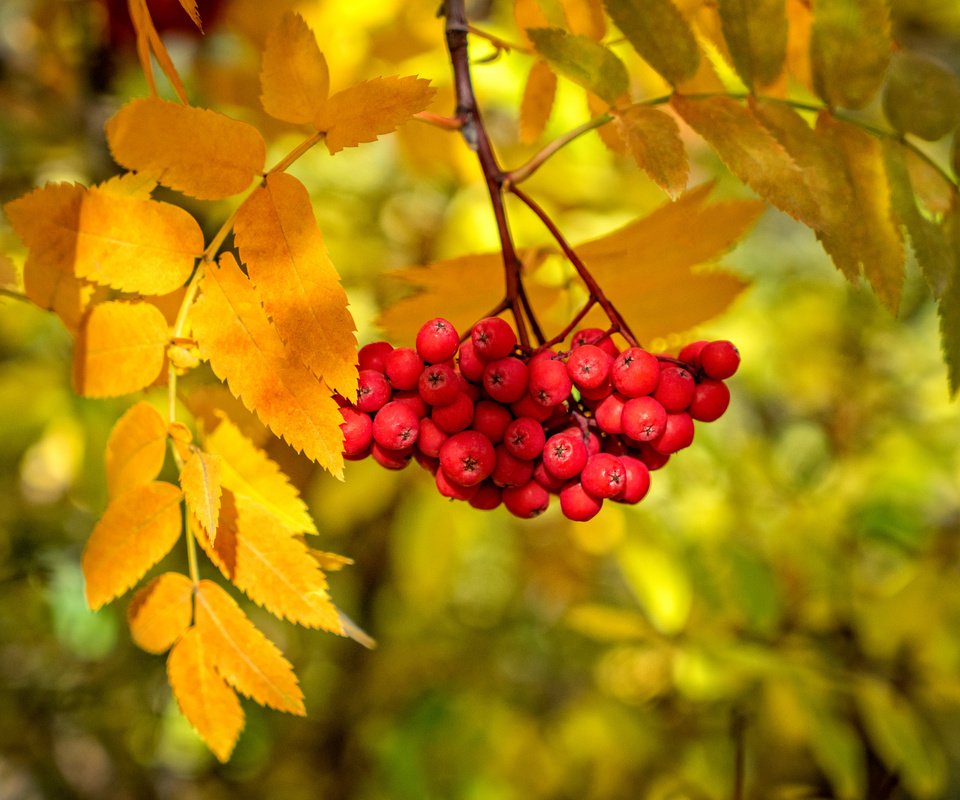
[106,98,266,200]
[168,626,244,762]
[234,172,357,398]
[260,12,329,124]
[882,52,960,142]
[603,0,700,86]
[177,0,202,31]
[82,481,183,610]
[21,256,101,333]
[73,301,169,397]
[314,76,436,154]
[203,414,318,536]
[575,184,761,342]
[190,253,345,476]
[194,579,305,715]
[561,0,606,39]
[105,401,168,499]
[127,572,194,654]
[128,0,188,103]
[180,449,223,543]
[520,61,558,144]
[0,252,16,287]
[514,0,551,46]
[614,105,688,198]
[716,0,787,90]
[527,28,628,105]
[197,489,343,633]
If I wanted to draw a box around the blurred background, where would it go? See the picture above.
[2,0,960,798]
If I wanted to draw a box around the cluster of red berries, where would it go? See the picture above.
[338,317,739,521]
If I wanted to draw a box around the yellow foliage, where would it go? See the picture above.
[180,449,223,543]
[127,572,194,654]
[614,105,689,199]
[105,401,168,499]
[260,12,330,124]
[520,61,558,144]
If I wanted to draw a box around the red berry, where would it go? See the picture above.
[358,341,393,373]
[371,441,414,470]
[418,363,460,407]
[510,394,553,422]
[458,374,482,403]
[571,328,618,358]
[472,317,517,361]
[621,396,668,442]
[416,317,459,364]
[469,482,503,510]
[439,430,496,487]
[611,347,660,397]
[471,400,513,444]
[595,393,626,435]
[431,392,475,433]
[492,445,535,488]
[436,468,479,501]
[416,417,449,458]
[533,460,567,492]
[413,451,439,474]
[384,347,422,391]
[616,455,651,504]
[528,348,559,367]
[689,379,730,422]
[580,453,626,499]
[392,390,428,419]
[503,480,550,518]
[579,379,613,402]
[678,340,708,371]
[566,344,612,390]
[528,358,573,407]
[458,339,486,382]
[563,426,601,456]
[542,432,589,480]
[356,369,391,413]
[559,481,602,521]
[653,366,695,412]
[340,407,373,459]
[700,340,740,379]
[372,401,420,450]
[503,417,546,460]
[651,412,694,455]
[482,357,529,403]
[637,443,671,471]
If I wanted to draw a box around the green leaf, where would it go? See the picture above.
[614,105,688,198]
[717,0,788,89]
[603,0,699,86]
[527,27,628,104]
[856,678,947,798]
[883,52,960,141]
[937,210,960,395]
[810,0,891,109]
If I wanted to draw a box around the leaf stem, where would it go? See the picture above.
[414,111,465,130]
[543,296,596,349]
[0,286,30,304]
[466,25,530,55]
[506,113,614,186]
[184,505,201,586]
[267,131,325,175]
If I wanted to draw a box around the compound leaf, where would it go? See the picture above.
[527,27,628,104]
[603,0,699,86]
[520,60,558,143]
[614,105,688,198]
[127,571,194,654]
[260,11,329,124]
[717,0,788,89]
[105,401,168,499]
[883,52,960,142]
[180,449,223,543]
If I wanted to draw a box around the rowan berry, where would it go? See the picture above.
[700,340,740,380]
[492,445,535,488]
[616,455,651,504]
[358,341,393,373]
[559,481,602,521]
[372,401,420,450]
[482,357,529,403]
[653,366,695,412]
[566,344,612,390]
[416,417,449,458]
[471,400,513,444]
[542,432,588,480]
[503,480,550,518]
[431,392,475,433]
[392,390,428,419]
[581,453,626,499]
[356,369,391,413]
[688,379,730,422]
[416,317,459,364]
[511,394,553,422]
[384,347,422,390]
[458,339,486,382]
[595,393,626,435]
[621,396,668,442]
[528,358,572,407]
[571,328,618,358]
[472,317,517,361]
[371,441,414,470]
[469,482,503,510]
[503,417,546,460]
[651,412,694,455]
[436,468,479,501]
[533,460,566,492]
[340,407,373,459]
[678,340,708,371]
[418,363,460,407]
[439,430,496,487]
[611,347,660,397]
[636,443,670,471]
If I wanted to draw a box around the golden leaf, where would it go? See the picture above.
[604,0,700,86]
[561,0,606,39]
[168,626,244,763]
[576,184,760,341]
[73,301,169,398]
[519,61,557,144]
[716,0,788,90]
[127,572,194,654]
[197,490,343,633]
[527,28,628,105]
[260,11,329,124]
[105,401,168,499]
[515,0,551,48]
[203,414,317,535]
[234,172,356,398]
[615,105,689,199]
[106,98,266,200]
[194,579,305,715]
[177,0,202,31]
[82,481,183,610]
[314,75,436,154]
[180,449,223,543]
[190,253,344,475]
[22,255,101,333]
[128,0,188,103]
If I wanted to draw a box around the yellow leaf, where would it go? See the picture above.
[105,401,168,499]
[203,415,317,536]
[260,11,329,124]
[74,301,169,398]
[561,0,606,39]
[234,172,356,398]
[587,92,628,155]
[615,105,688,198]
[310,550,353,571]
[190,253,344,475]
[82,481,183,610]
[22,255,101,333]
[519,61,558,144]
[527,28,628,105]
[515,0,550,47]
[177,0,202,31]
[127,572,194,654]
[194,579,305,715]
[604,0,700,86]
[717,0,788,90]
[4,181,202,295]
[197,490,343,633]
[168,626,244,763]
[314,75,436,154]
[128,0,188,103]
[106,98,266,200]
[180,449,223,542]
[575,184,760,341]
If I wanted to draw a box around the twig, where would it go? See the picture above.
[0,286,30,304]
[506,113,614,186]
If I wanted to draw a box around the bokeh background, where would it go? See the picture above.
[2,1,960,798]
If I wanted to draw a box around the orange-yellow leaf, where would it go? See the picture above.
[168,626,244,762]
[128,0,188,103]
[588,92,628,155]
[105,401,168,499]
[197,490,343,633]
[203,414,317,536]
[515,0,551,47]
[260,11,329,124]
[194,579,305,715]
[310,550,353,571]
[576,184,760,341]
[520,60,558,143]
[106,98,266,200]
[177,0,202,30]
[21,254,100,333]
[82,481,183,610]
[74,301,169,398]
[615,105,688,198]
[190,254,344,475]
[561,0,606,39]
[180,449,223,542]
[234,172,356,398]
[127,572,194,654]
[314,75,436,154]
[4,181,202,295]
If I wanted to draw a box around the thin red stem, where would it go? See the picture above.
[543,297,596,349]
